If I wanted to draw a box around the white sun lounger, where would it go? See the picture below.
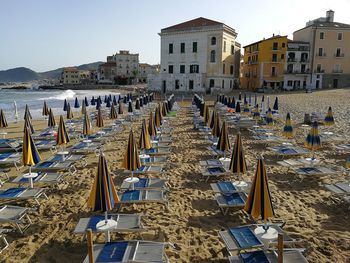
[0,205,34,233]
[228,250,308,263]
[11,172,64,186]
[0,188,48,205]
[140,156,167,165]
[325,182,350,195]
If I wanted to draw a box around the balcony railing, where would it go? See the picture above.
[284,69,310,74]
[287,58,297,62]
[314,69,325,73]
[300,59,309,63]
[316,53,326,57]
[333,69,343,73]
[334,53,345,58]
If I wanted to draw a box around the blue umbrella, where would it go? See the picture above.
[96,99,101,110]
[113,96,117,105]
[244,93,247,104]
[91,96,96,105]
[273,97,278,111]
[235,102,241,113]
[63,99,68,111]
[140,97,144,107]
[74,97,80,108]
[104,95,108,103]
[123,96,127,104]
[106,99,111,108]
[98,96,102,104]
[84,97,89,106]
[249,93,252,106]
[239,92,242,101]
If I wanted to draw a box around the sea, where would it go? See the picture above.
[0,89,120,122]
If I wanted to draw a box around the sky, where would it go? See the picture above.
[1,0,350,72]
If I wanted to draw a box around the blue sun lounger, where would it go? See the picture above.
[0,139,21,153]
[0,187,48,205]
[0,152,22,171]
[11,172,64,186]
[142,147,171,156]
[215,192,248,215]
[120,178,168,191]
[268,145,309,158]
[118,190,168,210]
[32,160,77,175]
[211,181,251,194]
[35,140,57,152]
[70,142,102,154]
[228,250,308,263]
[201,166,229,182]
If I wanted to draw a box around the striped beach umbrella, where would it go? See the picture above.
[265,108,273,126]
[128,101,133,113]
[211,112,221,138]
[121,130,141,172]
[66,103,74,119]
[210,110,215,129]
[135,99,140,110]
[84,96,89,106]
[161,102,167,117]
[104,95,108,103]
[273,97,278,112]
[244,157,274,222]
[155,106,162,128]
[91,97,96,106]
[139,119,152,150]
[113,96,117,105]
[235,102,241,113]
[110,103,117,119]
[24,113,35,134]
[0,109,8,129]
[148,111,157,138]
[96,99,101,110]
[346,156,350,169]
[56,115,70,146]
[203,104,210,126]
[81,100,86,115]
[83,112,92,136]
[22,127,41,173]
[96,108,104,128]
[229,132,247,177]
[24,104,32,120]
[252,104,261,120]
[216,121,230,158]
[324,106,335,126]
[243,101,250,114]
[118,100,124,114]
[283,113,293,138]
[74,97,80,109]
[47,108,56,128]
[106,99,111,108]
[238,92,242,101]
[42,101,49,116]
[63,99,68,111]
[305,121,321,151]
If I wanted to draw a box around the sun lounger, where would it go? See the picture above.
[118,190,168,209]
[253,134,283,144]
[203,135,219,145]
[268,145,309,158]
[141,147,171,156]
[0,139,21,153]
[0,188,47,205]
[140,156,167,165]
[120,178,167,191]
[152,141,172,148]
[47,153,87,167]
[0,205,34,233]
[154,135,172,144]
[11,172,64,186]
[234,118,256,129]
[319,132,343,143]
[325,182,350,195]
[35,139,57,152]
[0,228,11,253]
[211,181,251,194]
[206,145,231,158]
[0,169,10,186]
[293,166,338,176]
[70,141,102,154]
[219,224,294,251]
[32,160,77,175]
[277,158,321,169]
[200,159,224,167]
[74,214,145,234]
[82,240,169,263]
[228,250,308,263]
[335,143,350,151]
[32,129,55,140]
[215,192,248,215]
[127,165,164,175]
[0,152,22,170]
[201,166,229,182]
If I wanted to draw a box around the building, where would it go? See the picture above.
[98,50,139,85]
[293,10,350,89]
[283,41,311,90]
[148,17,241,93]
[241,35,287,90]
[61,67,80,84]
[138,63,159,83]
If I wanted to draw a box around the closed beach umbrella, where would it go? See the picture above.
[83,112,92,136]
[63,99,68,111]
[162,102,167,116]
[122,130,141,172]
[110,103,117,119]
[211,112,221,138]
[239,92,242,101]
[24,104,32,120]
[96,99,101,110]
[210,110,215,129]
[91,97,96,106]
[42,101,49,116]
[123,96,127,104]
[74,97,80,109]
[229,132,247,177]
[66,103,73,119]
[56,115,70,146]
[113,95,117,105]
[283,113,293,138]
[203,104,210,126]
[140,97,144,107]
[148,111,157,138]
[346,156,350,169]
[81,100,86,115]
[273,97,279,112]
[135,99,140,110]
[252,104,261,120]
[265,108,273,126]
[98,96,102,104]
[106,99,111,108]
[22,127,41,179]
[96,108,104,128]
[254,94,257,107]
[47,108,56,128]
[118,100,124,114]
[245,157,274,222]
[128,101,133,113]
[84,96,89,106]
[155,107,162,128]
[324,106,335,126]
[104,95,108,103]
[249,93,252,106]
[200,102,205,116]
[216,121,230,158]
[139,119,152,150]
[243,101,250,114]
[305,121,321,154]
[0,109,8,128]
[235,102,241,113]
[24,114,35,134]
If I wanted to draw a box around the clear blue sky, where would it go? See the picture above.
[1,0,349,72]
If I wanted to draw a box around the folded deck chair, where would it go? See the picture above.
[47,153,87,167]
[0,152,22,171]
[32,160,77,175]
[228,250,308,263]
[74,214,145,234]
[0,188,47,205]
[219,224,294,251]
[118,190,168,209]
[127,165,163,175]
[142,147,171,156]
[140,156,167,165]
[211,181,251,194]
[215,192,248,215]
[268,145,309,158]
[0,205,34,233]
[325,182,350,195]
[293,166,337,176]
[0,139,21,153]
[0,229,11,253]
[83,240,169,263]
[120,178,167,191]
[11,172,64,186]
[201,166,229,182]
[35,140,57,152]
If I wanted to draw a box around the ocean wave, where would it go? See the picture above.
[42,89,76,100]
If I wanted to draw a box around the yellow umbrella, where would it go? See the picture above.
[282,113,293,138]
[56,115,70,147]
[148,111,157,138]
[47,108,56,128]
[81,101,86,115]
[229,132,247,177]
[139,119,152,150]
[96,108,104,128]
[324,106,335,126]
[211,112,221,138]
[245,157,274,223]
[209,110,215,129]
[0,109,8,129]
[203,104,210,127]
[42,101,49,116]
[217,121,230,158]
[66,103,73,119]
[110,103,118,119]
[121,130,141,176]
[83,112,92,136]
[155,106,162,128]
[24,113,35,134]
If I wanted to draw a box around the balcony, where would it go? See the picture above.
[248,61,258,65]
[314,69,325,73]
[334,53,345,58]
[316,53,326,57]
[270,73,278,77]
[287,58,297,62]
[300,59,309,63]
[333,69,343,74]
[284,69,310,74]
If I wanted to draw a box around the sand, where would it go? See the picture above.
[1,88,350,263]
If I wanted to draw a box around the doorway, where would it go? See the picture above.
[162,80,166,93]
[333,79,338,88]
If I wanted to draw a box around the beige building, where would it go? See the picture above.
[138,63,159,83]
[294,10,350,89]
[61,67,80,84]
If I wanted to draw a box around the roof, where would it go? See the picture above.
[162,17,223,32]
[294,21,350,33]
[63,67,79,72]
[139,63,151,67]
[243,35,287,48]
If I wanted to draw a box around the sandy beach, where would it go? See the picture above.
[1,88,350,263]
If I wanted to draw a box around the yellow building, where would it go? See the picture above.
[241,35,288,90]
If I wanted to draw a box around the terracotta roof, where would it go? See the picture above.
[162,17,223,32]
[294,21,350,33]
[63,67,79,72]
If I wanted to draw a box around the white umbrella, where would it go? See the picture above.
[13,101,18,122]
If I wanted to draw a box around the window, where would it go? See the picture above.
[271,66,276,76]
[272,42,278,50]
[169,43,173,54]
[318,48,323,56]
[281,54,285,60]
[180,43,185,53]
[222,80,225,89]
[336,48,342,57]
[168,65,173,74]
[175,80,179,89]
[282,43,286,48]
[230,65,233,75]
[180,65,185,74]
[222,64,225,74]
[209,79,215,87]
[223,41,226,52]
[287,80,293,86]
[192,42,197,52]
[301,64,306,73]
[190,65,199,73]
[230,80,233,89]
[337,33,342,40]
[272,54,277,62]
[231,45,234,55]
[210,50,216,62]
[316,64,322,73]
[211,37,216,45]
[320,32,324,39]
[189,80,194,89]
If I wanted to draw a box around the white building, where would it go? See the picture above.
[283,41,312,90]
[148,17,241,93]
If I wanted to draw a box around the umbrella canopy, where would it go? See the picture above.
[96,99,101,110]
[106,99,111,108]
[235,102,241,113]
[24,114,35,134]
[305,121,321,150]
[83,112,92,136]
[63,99,68,111]
[104,95,108,103]
[42,101,49,116]
[91,97,96,105]
[265,108,273,126]
[244,157,274,221]
[84,97,89,106]
[22,127,41,166]
[81,100,87,115]
[273,97,278,111]
[324,106,335,126]
[96,108,104,128]
[243,101,250,114]
[135,99,140,110]
[88,152,119,212]
[24,104,32,120]
[74,97,80,108]
[211,112,221,138]
[113,96,117,105]
[110,103,118,119]
[0,109,8,128]
[66,103,74,119]
[128,101,133,113]
[139,119,152,150]
[155,106,162,128]
[56,115,70,146]
[203,104,210,126]
[252,104,261,120]
[216,121,230,152]
[47,108,56,128]
[121,130,141,171]
[209,110,215,129]
[229,133,247,175]
[148,111,157,137]
[118,100,124,114]
[283,113,293,138]
[346,156,350,169]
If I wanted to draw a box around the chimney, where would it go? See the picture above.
[273,33,275,37]
[326,10,334,22]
